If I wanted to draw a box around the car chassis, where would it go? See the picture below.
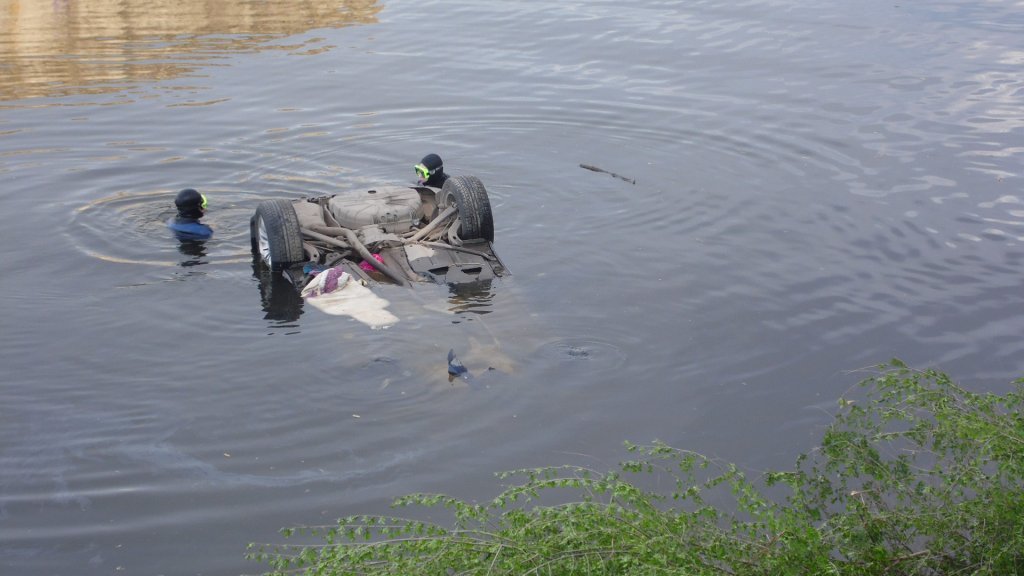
[249,175,508,291]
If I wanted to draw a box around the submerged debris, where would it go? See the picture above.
[579,163,636,184]
[447,348,469,380]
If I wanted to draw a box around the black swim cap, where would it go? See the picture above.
[175,188,204,210]
[174,188,207,219]
[420,153,443,173]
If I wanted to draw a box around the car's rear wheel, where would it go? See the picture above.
[438,175,494,243]
[250,199,305,271]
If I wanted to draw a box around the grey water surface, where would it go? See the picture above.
[2,0,1023,574]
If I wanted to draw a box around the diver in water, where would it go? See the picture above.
[414,153,449,188]
[167,188,213,240]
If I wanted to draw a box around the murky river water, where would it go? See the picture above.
[2,0,1022,573]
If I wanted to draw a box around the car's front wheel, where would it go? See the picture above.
[438,175,494,243]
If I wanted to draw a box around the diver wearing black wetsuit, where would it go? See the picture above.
[167,188,213,240]
[414,153,449,188]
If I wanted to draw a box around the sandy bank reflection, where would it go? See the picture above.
[0,0,380,100]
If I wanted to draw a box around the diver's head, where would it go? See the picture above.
[174,188,207,219]
[414,153,446,187]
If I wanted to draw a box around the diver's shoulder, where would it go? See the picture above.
[168,217,213,238]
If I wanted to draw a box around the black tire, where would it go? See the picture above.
[438,175,494,243]
[250,199,305,271]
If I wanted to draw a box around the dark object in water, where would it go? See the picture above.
[447,348,468,377]
[579,163,636,185]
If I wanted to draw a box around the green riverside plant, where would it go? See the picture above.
[248,361,1024,575]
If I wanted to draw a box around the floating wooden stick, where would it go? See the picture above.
[580,163,636,185]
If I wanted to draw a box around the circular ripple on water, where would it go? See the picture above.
[67,188,278,267]
[535,337,628,375]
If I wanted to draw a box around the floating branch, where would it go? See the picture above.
[580,163,636,185]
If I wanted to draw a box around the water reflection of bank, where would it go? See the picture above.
[0,0,380,100]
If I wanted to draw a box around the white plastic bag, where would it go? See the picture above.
[300,267,398,329]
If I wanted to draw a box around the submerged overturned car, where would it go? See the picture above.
[249,175,508,298]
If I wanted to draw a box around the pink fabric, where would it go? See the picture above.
[322,266,347,293]
[359,253,385,272]
[301,266,349,298]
